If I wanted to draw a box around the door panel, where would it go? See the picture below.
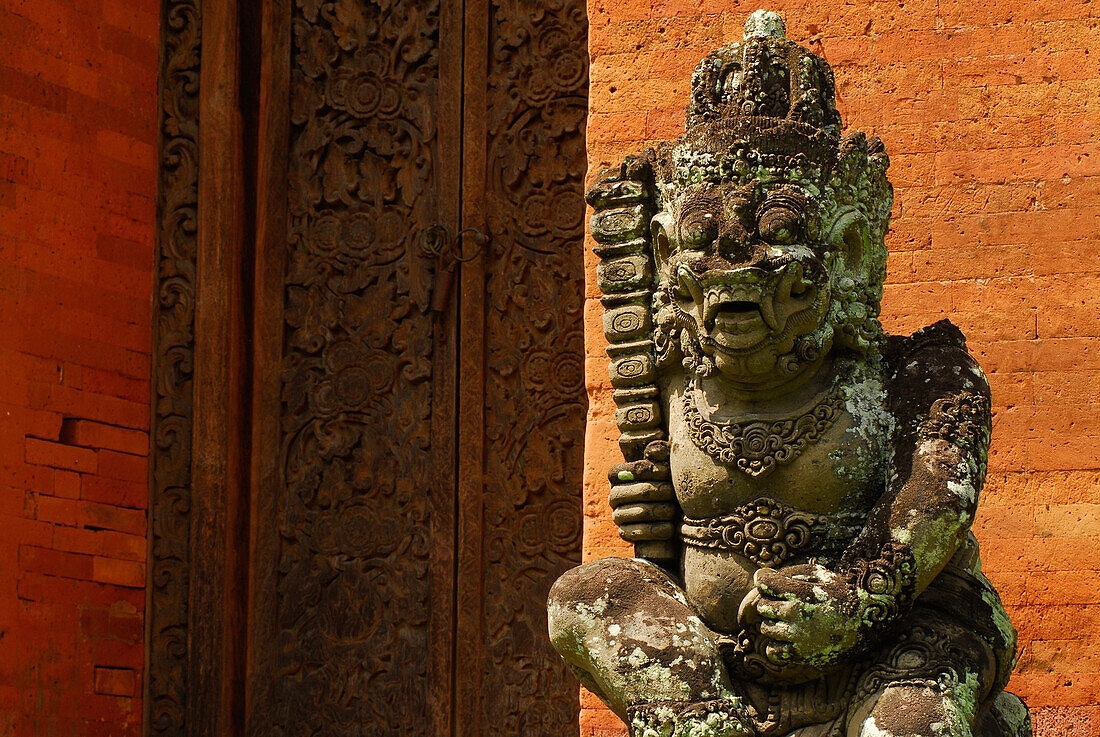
[464,0,588,732]
[149,0,586,733]
[250,0,459,732]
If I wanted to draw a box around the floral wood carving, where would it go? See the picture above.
[480,0,586,731]
[149,0,587,731]
[147,0,200,732]
[269,0,441,731]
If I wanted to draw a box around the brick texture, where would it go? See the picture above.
[0,0,157,733]
[583,1,1100,734]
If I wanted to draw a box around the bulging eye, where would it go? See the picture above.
[679,209,718,248]
[757,200,805,245]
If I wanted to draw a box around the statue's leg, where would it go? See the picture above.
[548,557,752,735]
[980,692,1033,737]
[844,608,999,737]
[847,678,984,737]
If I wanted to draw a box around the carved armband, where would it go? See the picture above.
[915,389,992,487]
[917,391,991,457]
[842,541,917,634]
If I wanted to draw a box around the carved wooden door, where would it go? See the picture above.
[147,0,586,735]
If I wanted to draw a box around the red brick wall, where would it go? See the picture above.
[0,0,158,733]
[582,1,1100,735]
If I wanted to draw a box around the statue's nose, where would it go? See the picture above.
[717,234,771,269]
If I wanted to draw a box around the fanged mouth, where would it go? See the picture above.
[714,301,765,334]
[676,263,819,351]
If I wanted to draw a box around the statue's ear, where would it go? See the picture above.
[826,208,868,275]
[823,169,888,353]
[650,211,675,280]
[828,131,892,283]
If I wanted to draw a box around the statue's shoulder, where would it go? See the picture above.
[882,319,990,412]
[885,319,968,363]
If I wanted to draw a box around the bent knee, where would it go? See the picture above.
[548,557,680,652]
[852,683,977,737]
[547,561,668,611]
[549,558,641,645]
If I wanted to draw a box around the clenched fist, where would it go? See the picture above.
[738,563,864,672]
[607,441,680,562]
[738,552,912,675]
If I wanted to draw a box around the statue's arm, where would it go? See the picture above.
[844,320,992,594]
[744,321,991,670]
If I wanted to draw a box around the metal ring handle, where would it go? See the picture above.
[452,228,488,262]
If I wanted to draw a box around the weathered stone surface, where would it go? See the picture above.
[550,11,1032,737]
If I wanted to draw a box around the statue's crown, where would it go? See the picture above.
[688,10,841,137]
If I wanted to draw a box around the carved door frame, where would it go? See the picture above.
[147,0,587,734]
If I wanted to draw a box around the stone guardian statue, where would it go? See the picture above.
[548,11,1032,737]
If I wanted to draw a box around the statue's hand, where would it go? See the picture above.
[608,441,678,556]
[739,547,915,671]
[738,563,866,670]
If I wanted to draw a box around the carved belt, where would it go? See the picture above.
[681,497,867,568]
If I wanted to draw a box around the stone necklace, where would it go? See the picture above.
[681,375,845,477]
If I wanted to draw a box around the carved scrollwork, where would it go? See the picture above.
[917,391,992,457]
[681,381,844,476]
[480,0,586,731]
[842,541,917,629]
[681,497,866,567]
[851,621,979,705]
[147,0,200,732]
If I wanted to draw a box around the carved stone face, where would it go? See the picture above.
[643,121,893,397]
[652,178,834,386]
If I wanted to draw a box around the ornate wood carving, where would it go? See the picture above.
[477,0,587,731]
[150,0,587,732]
[263,0,447,732]
[147,0,200,731]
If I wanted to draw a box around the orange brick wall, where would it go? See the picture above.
[582,1,1100,735]
[0,0,158,733]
